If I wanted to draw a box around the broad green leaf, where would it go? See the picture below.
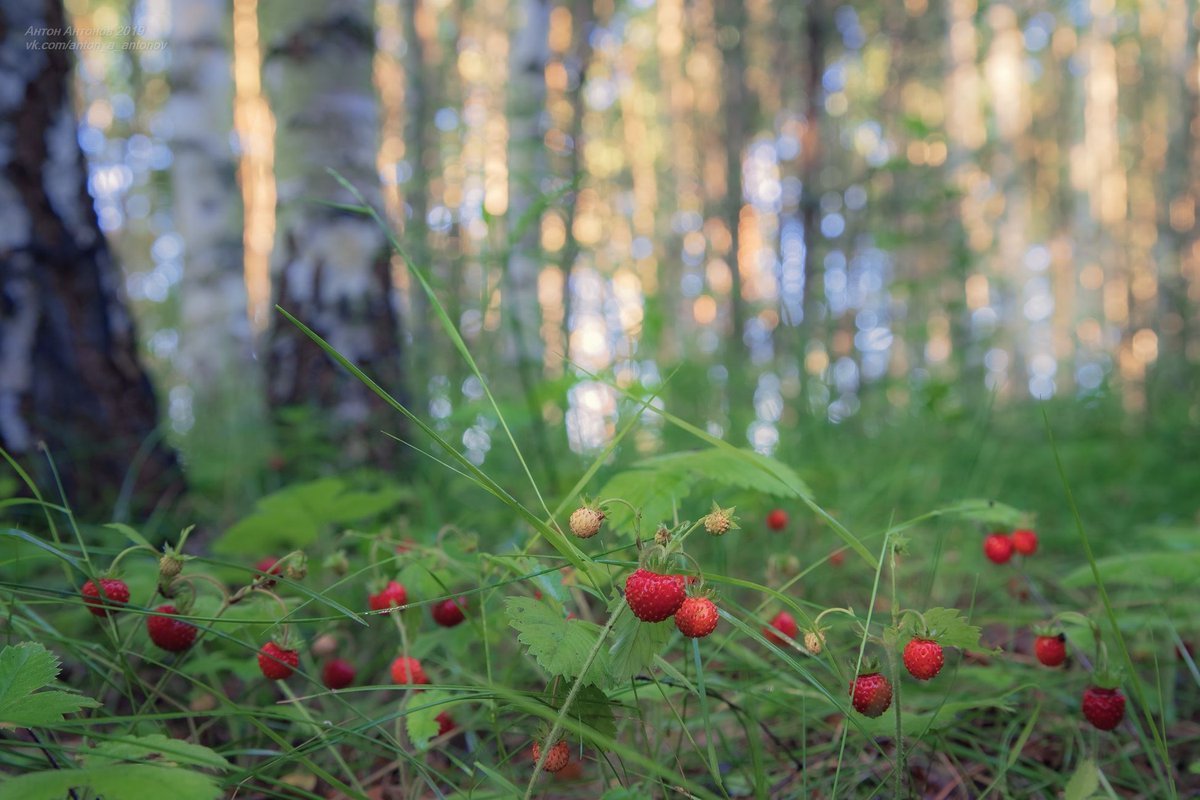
[406,689,454,748]
[607,611,672,684]
[84,734,230,771]
[1063,758,1100,800]
[0,642,99,726]
[916,607,984,651]
[213,478,405,555]
[506,597,609,685]
[0,764,220,800]
[596,468,689,533]
[640,449,811,499]
[937,499,1027,528]
[543,682,618,741]
[597,447,810,533]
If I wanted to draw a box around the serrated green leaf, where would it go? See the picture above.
[0,642,99,726]
[506,597,608,685]
[406,689,454,748]
[596,468,688,533]
[607,611,672,683]
[1063,758,1100,800]
[0,764,221,800]
[938,499,1026,527]
[917,607,983,650]
[213,478,405,555]
[543,683,617,741]
[641,449,811,499]
[84,734,230,771]
[597,447,810,533]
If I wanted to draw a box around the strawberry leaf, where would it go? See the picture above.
[505,597,609,685]
[83,734,230,771]
[919,607,983,650]
[607,610,672,684]
[406,689,454,748]
[0,642,99,727]
[0,765,221,800]
[543,683,618,742]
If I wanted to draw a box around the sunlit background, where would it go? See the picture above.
[64,0,1200,480]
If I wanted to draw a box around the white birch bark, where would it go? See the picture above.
[260,0,403,459]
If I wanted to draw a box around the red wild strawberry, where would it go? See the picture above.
[258,642,300,680]
[764,610,798,646]
[983,533,1015,564]
[390,655,429,685]
[531,739,570,773]
[436,711,456,736]
[81,578,130,617]
[1012,529,1038,556]
[766,509,788,531]
[146,605,197,652]
[674,596,719,638]
[850,672,893,717]
[624,568,686,622]
[1082,685,1125,731]
[903,638,945,680]
[369,580,408,612]
[432,597,466,627]
[1035,634,1067,667]
[322,658,356,689]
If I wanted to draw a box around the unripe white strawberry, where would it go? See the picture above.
[568,506,605,539]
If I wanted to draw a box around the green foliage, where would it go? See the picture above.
[212,477,407,555]
[543,682,618,742]
[606,611,673,684]
[598,447,811,531]
[406,689,454,748]
[916,607,985,650]
[0,642,99,726]
[505,596,609,685]
[0,765,223,800]
[1063,758,1100,800]
[936,499,1028,528]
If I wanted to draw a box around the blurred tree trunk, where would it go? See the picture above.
[261,0,404,465]
[798,0,828,340]
[0,0,183,517]
[506,0,550,370]
[166,0,264,480]
[506,0,557,485]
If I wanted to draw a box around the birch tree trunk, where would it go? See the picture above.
[261,0,403,464]
[166,0,251,405]
[506,0,550,369]
[0,0,183,516]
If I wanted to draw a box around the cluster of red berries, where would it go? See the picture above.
[846,637,947,718]
[1030,628,1125,730]
[624,568,719,638]
[983,528,1038,564]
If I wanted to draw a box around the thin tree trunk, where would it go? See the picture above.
[166,0,264,484]
[261,0,404,465]
[799,0,828,339]
[506,0,550,369]
[0,0,183,516]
